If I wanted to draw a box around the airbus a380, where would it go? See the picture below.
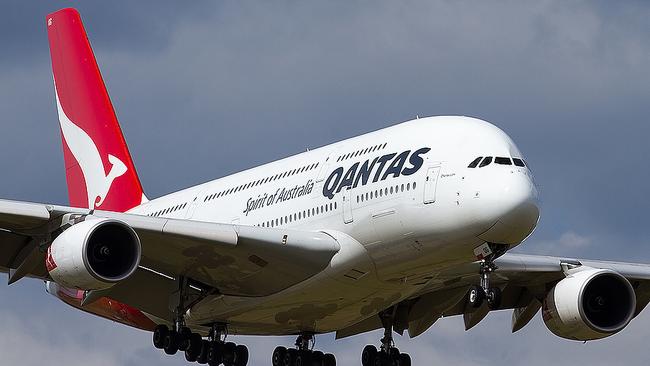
[1,7,648,366]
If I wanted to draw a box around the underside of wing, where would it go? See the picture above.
[337,253,650,340]
[0,199,341,322]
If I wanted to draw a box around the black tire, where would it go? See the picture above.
[374,353,386,366]
[362,345,377,366]
[487,287,502,309]
[222,342,237,366]
[468,285,484,308]
[284,349,297,366]
[311,351,324,366]
[296,350,312,366]
[178,327,192,351]
[185,348,198,362]
[323,353,336,366]
[188,333,203,356]
[234,344,249,366]
[398,353,411,366]
[197,340,210,364]
[389,347,400,359]
[152,324,168,349]
[273,346,287,366]
[163,330,179,355]
[208,342,223,366]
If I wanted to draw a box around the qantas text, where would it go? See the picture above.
[322,147,431,199]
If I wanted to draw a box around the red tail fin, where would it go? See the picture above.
[46,8,146,212]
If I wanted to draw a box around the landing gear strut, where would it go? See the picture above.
[468,243,505,310]
[361,309,411,366]
[271,333,335,366]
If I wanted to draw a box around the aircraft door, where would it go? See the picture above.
[423,165,441,204]
[343,187,354,224]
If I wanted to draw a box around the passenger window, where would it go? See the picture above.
[495,157,512,165]
[468,157,482,168]
[513,158,525,167]
[479,157,493,168]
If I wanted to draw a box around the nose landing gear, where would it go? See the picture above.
[468,243,506,310]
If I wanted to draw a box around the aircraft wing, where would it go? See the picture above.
[0,199,340,320]
[336,253,650,339]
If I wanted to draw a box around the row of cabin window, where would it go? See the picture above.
[337,142,388,162]
[204,162,320,202]
[356,182,417,203]
[467,156,527,169]
[150,202,188,217]
[258,202,338,228]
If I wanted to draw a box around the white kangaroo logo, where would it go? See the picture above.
[55,89,127,208]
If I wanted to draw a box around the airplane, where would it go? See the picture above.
[1,6,648,366]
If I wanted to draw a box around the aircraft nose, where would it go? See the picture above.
[476,171,540,245]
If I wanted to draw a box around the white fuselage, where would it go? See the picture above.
[128,116,539,335]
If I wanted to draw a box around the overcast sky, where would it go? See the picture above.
[1,1,650,365]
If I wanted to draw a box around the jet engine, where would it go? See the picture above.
[46,218,141,290]
[542,268,636,341]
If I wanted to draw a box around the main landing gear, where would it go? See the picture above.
[361,309,411,366]
[272,333,336,366]
[467,243,505,310]
[153,323,249,366]
[152,276,249,365]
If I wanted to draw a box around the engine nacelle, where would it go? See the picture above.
[542,268,636,341]
[46,218,141,290]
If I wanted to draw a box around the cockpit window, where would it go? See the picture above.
[494,157,512,165]
[479,157,493,168]
[512,158,525,167]
[468,157,483,168]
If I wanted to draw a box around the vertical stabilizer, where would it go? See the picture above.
[46,8,146,212]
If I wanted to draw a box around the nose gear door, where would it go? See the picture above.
[423,165,441,204]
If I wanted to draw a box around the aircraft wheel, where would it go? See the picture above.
[152,324,168,349]
[311,351,324,366]
[487,287,502,309]
[197,340,210,364]
[178,327,192,351]
[208,342,224,366]
[398,353,411,366]
[323,353,336,366]
[222,341,237,366]
[163,330,179,355]
[468,285,484,308]
[273,346,287,366]
[187,333,202,355]
[234,344,249,366]
[362,345,377,366]
[284,349,298,366]
[185,348,198,362]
